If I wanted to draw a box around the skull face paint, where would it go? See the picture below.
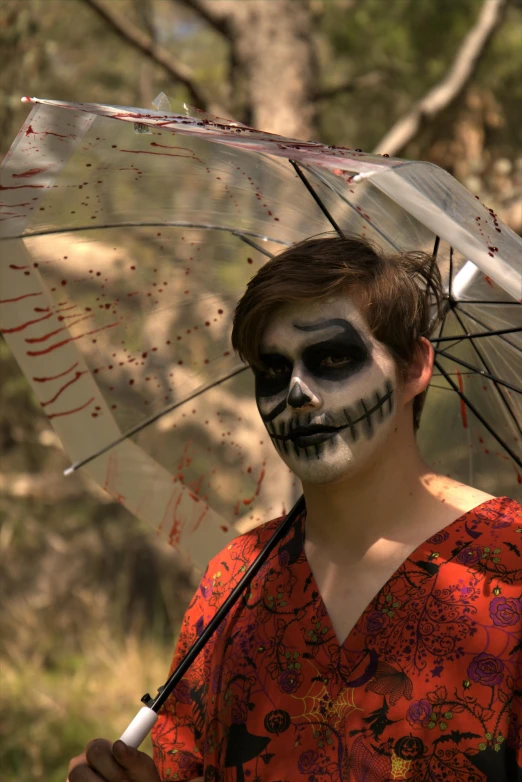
[253,297,399,485]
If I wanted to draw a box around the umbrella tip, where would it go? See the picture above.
[63,464,75,476]
[21,96,34,104]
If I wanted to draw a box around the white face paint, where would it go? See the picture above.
[253,296,399,485]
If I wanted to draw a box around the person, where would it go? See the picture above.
[68,235,522,782]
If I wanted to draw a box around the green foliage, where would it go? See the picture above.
[318,0,522,156]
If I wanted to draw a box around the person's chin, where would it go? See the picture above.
[289,452,360,486]
[292,440,384,486]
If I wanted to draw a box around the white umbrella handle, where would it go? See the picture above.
[118,706,159,748]
[118,709,203,781]
[65,708,159,781]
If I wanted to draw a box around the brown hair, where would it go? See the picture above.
[231,233,444,431]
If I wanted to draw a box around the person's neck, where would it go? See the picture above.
[302,420,444,566]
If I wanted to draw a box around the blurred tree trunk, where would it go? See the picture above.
[135,0,156,107]
[180,0,320,138]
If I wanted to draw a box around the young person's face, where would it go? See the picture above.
[253,295,400,485]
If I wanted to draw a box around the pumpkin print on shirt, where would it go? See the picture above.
[152,496,522,781]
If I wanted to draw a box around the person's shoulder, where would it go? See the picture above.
[465,494,522,563]
[204,513,287,576]
[470,493,522,520]
[438,478,495,510]
[428,475,522,544]
[450,480,522,528]
[431,475,514,515]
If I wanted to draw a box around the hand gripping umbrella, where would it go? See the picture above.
[1,94,521,746]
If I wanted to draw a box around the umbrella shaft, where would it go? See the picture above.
[148,495,305,713]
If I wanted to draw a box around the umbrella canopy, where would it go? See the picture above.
[1,94,520,569]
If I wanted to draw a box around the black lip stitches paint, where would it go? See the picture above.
[264,381,394,461]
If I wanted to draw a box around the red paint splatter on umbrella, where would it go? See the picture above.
[33,362,79,383]
[12,168,47,178]
[48,397,95,419]
[476,432,490,455]
[0,291,42,304]
[39,130,72,141]
[24,315,92,344]
[26,321,120,356]
[168,494,184,546]
[118,147,204,164]
[233,465,267,514]
[456,370,468,429]
[41,370,88,407]
[2,310,54,333]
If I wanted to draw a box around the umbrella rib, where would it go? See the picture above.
[432,371,479,378]
[455,300,521,306]
[434,348,522,393]
[425,303,450,407]
[297,163,402,252]
[431,327,522,343]
[3,221,291,248]
[238,234,274,258]
[433,358,522,469]
[426,235,440,303]
[453,306,522,355]
[448,246,454,306]
[63,364,250,476]
[448,246,454,300]
[450,307,522,437]
[428,383,457,392]
[289,160,343,236]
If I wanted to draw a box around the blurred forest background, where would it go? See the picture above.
[1,0,521,779]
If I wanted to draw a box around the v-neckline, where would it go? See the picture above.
[297,496,506,654]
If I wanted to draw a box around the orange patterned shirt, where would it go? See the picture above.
[152,496,522,781]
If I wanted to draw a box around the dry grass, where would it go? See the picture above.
[0,469,193,780]
[0,629,175,782]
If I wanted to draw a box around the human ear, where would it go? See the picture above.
[401,337,434,405]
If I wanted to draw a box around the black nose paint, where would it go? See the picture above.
[287,383,312,408]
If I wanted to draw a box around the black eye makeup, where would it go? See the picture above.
[302,337,368,380]
[255,341,369,398]
[254,318,371,398]
[254,353,292,397]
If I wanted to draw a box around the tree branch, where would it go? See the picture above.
[313,70,387,101]
[81,0,210,110]
[174,0,234,40]
[373,0,509,157]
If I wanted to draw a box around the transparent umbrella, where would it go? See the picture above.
[1,95,520,567]
[1,92,521,748]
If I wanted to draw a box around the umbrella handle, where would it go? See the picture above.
[64,708,159,782]
[118,706,158,748]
